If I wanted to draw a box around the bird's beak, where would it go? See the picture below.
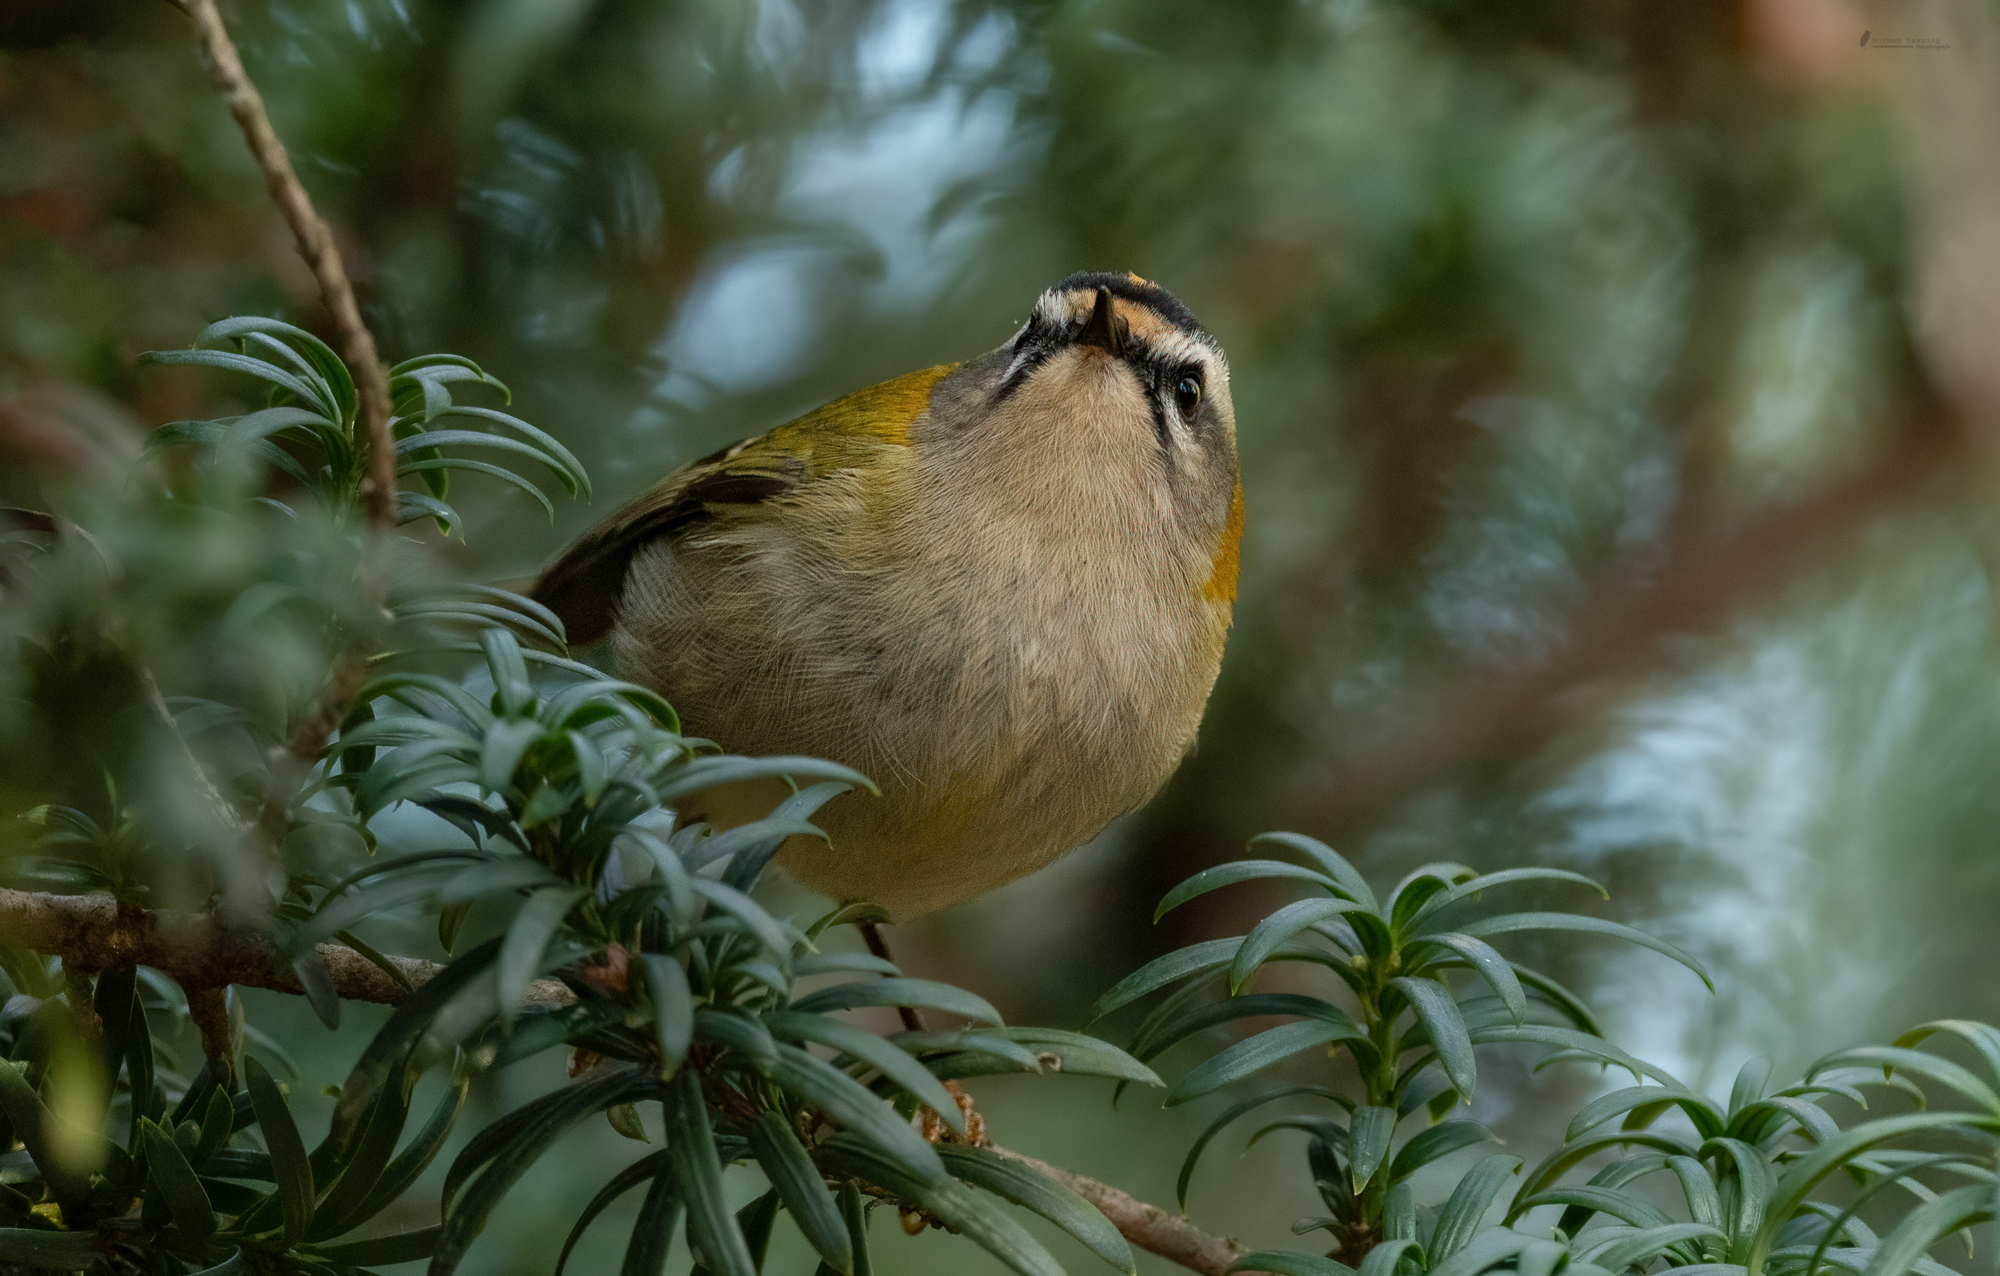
[1077,286,1129,357]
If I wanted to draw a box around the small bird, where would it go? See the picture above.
[533,272,1241,919]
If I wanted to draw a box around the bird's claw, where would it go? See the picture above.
[920,1079,987,1147]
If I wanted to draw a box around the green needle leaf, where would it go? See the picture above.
[310,1227,442,1267]
[640,954,693,1076]
[1166,1019,1370,1106]
[1581,1224,1727,1271]
[497,886,586,1022]
[1348,1104,1396,1189]
[1429,1154,1521,1260]
[1231,898,1373,993]
[791,978,1002,1026]
[816,1136,1063,1276]
[141,1117,216,1242]
[1359,1238,1422,1276]
[1248,832,1378,910]
[1392,976,1476,1098]
[0,1059,91,1209]
[553,1151,671,1276]
[768,1045,944,1185]
[748,1111,851,1274]
[1176,1087,1352,1211]
[1566,1085,1724,1143]
[245,1055,314,1243]
[1861,1183,1992,1276]
[1389,1120,1494,1183]
[938,1145,1136,1275]
[1454,913,1712,992]
[666,1068,755,1276]
[1410,933,1526,1023]
[1154,861,1341,921]
[766,1011,965,1136]
[622,1172,686,1276]
[1808,1046,2000,1116]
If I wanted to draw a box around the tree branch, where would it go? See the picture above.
[1,884,1258,1274]
[176,0,397,847]
[987,1147,1260,1276]
[185,985,234,1086]
[179,0,397,529]
[0,889,569,1010]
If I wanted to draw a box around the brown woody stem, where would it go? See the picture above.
[177,0,400,830]
[4,884,1247,1273]
[185,985,234,1087]
[987,1146,1260,1276]
[858,921,926,1033]
[180,0,398,530]
[0,889,569,1011]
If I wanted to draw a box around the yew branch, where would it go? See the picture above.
[179,0,397,529]
[988,1146,1261,1276]
[0,889,568,1010]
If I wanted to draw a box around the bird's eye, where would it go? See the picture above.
[1174,375,1203,416]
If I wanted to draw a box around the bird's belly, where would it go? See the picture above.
[615,533,1223,917]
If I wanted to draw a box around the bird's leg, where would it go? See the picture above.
[858,921,987,1148]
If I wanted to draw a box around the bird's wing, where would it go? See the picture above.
[532,363,957,646]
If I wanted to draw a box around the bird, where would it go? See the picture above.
[532,272,1241,920]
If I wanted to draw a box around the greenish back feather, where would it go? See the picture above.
[533,363,957,645]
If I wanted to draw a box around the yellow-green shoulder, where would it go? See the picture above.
[763,363,959,468]
[530,363,960,646]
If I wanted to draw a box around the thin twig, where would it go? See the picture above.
[859,921,925,1034]
[177,0,398,838]
[9,884,1238,1271]
[179,0,397,529]
[987,1146,1260,1276]
[139,663,250,837]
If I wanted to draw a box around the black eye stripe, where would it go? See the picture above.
[1144,390,1171,452]
[1148,361,1204,406]
[990,322,1212,440]
[991,318,1063,404]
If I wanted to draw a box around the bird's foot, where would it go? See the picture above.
[904,1082,986,1234]
[919,1079,987,1147]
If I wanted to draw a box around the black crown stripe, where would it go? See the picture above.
[1048,272,1206,339]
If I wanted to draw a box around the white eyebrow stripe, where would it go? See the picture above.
[1035,293,1078,326]
[1141,330,1215,368]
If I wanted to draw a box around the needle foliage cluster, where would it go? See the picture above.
[1,2,1996,1272]
[0,321,1158,1276]
[1105,843,2000,1276]
[1,316,1995,1276]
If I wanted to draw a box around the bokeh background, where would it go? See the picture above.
[6,0,2000,1270]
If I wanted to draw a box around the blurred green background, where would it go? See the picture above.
[5,0,1995,1270]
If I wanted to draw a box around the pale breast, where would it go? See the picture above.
[612,457,1228,917]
